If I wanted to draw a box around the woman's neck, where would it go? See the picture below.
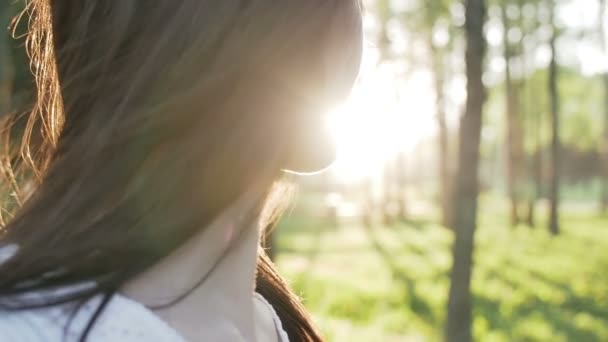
[120,193,262,342]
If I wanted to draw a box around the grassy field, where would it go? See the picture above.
[275,195,608,341]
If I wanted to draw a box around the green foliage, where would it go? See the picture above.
[485,67,605,153]
[276,196,608,341]
[558,70,604,150]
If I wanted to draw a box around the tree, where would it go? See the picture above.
[520,0,543,228]
[395,152,408,221]
[501,1,525,227]
[382,160,394,225]
[434,46,452,228]
[500,0,547,229]
[424,1,454,228]
[445,0,487,341]
[375,0,454,227]
[547,0,560,235]
[599,0,608,214]
[525,74,544,228]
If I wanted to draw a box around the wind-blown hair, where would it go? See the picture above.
[0,1,362,341]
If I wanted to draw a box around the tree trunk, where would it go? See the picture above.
[395,152,408,221]
[362,177,375,228]
[501,3,522,227]
[526,132,543,230]
[445,0,487,341]
[547,5,560,235]
[0,7,16,116]
[599,0,608,214]
[529,92,543,227]
[430,35,452,228]
[519,0,539,228]
[382,161,394,226]
[601,73,608,214]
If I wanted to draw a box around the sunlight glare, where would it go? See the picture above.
[326,62,435,184]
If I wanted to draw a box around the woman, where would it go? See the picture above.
[0,1,363,341]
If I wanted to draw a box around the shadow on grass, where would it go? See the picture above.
[493,258,608,323]
[363,223,438,326]
[480,266,605,341]
[376,219,443,259]
[525,268,608,321]
[476,294,602,342]
[399,218,429,230]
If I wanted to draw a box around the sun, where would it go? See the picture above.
[325,60,436,184]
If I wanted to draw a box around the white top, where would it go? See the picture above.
[0,293,290,342]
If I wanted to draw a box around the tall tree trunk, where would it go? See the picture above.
[362,177,375,228]
[382,161,394,225]
[601,71,608,212]
[0,6,15,116]
[395,152,408,221]
[519,0,538,228]
[599,0,608,214]
[524,80,541,228]
[501,2,521,227]
[445,0,486,341]
[547,4,560,235]
[430,36,452,228]
[527,91,543,227]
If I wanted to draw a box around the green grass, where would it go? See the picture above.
[274,197,608,341]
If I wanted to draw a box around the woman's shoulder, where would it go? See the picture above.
[0,293,290,342]
[253,292,290,342]
[0,295,186,342]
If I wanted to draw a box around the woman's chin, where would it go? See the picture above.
[282,153,335,175]
[282,135,337,175]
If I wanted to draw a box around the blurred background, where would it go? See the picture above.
[2,0,608,341]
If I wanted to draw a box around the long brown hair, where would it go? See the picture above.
[0,0,362,341]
